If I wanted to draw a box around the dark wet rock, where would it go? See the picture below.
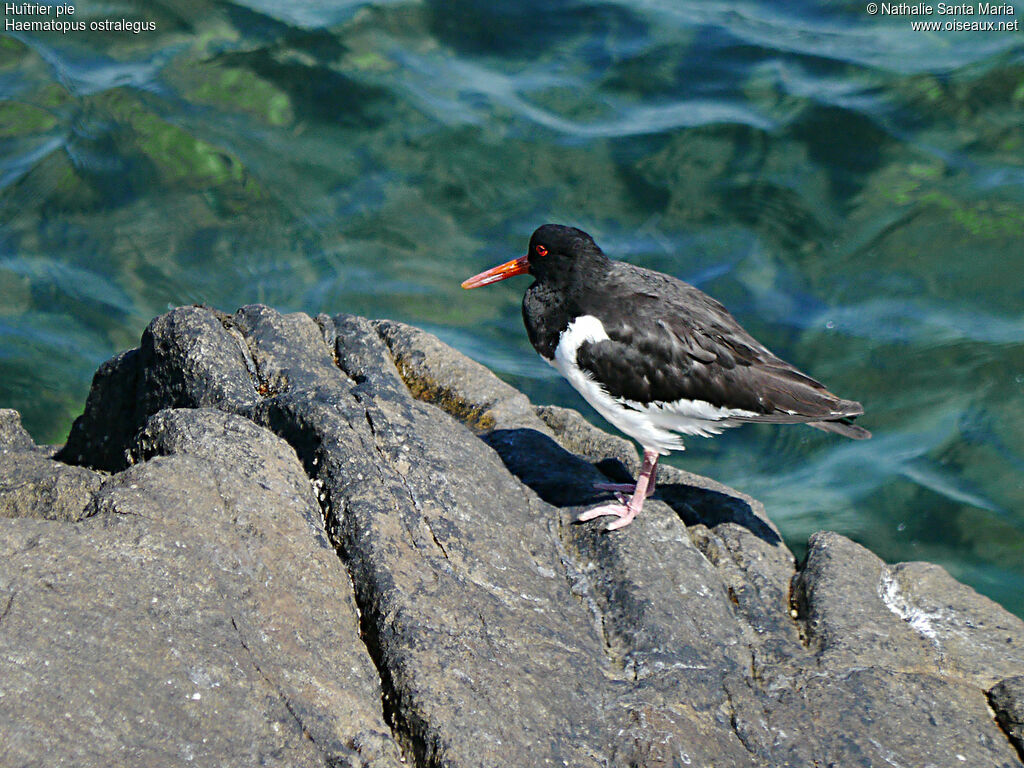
[58,306,258,471]
[991,677,1024,756]
[3,303,1024,768]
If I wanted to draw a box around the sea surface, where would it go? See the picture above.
[2,1,1022,615]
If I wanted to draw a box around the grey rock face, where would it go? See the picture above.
[2,407,102,522]
[0,449,102,523]
[2,406,403,768]
[0,409,37,452]
[2,304,1023,768]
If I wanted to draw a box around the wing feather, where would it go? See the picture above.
[573,264,868,433]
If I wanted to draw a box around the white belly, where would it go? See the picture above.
[549,315,757,455]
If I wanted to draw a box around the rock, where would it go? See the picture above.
[2,303,1023,768]
[782,532,1024,766]
[0,408,37,452]
[57,307,258,471]
[794,531,1024,686]
[0,450,102,521]
[991,677,1024,756]
[1,407,403,768]
[0,409,103,522]
[373,318,550,433]
[535,403,640,476]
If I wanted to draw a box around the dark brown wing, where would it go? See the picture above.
[574,263,870,437]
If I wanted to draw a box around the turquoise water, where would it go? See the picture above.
[2,1,1022,615]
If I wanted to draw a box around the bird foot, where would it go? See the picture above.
[592,481,655,498]
[593,481,636,494]
[579,449,659,532]
[576,502,640,531]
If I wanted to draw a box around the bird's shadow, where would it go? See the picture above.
[482,428,781,547]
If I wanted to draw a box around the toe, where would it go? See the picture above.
[604,513,637,531]
[593,482,636,494]
[576,503,628,522]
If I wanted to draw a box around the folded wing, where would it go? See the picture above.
[574,267,870,439]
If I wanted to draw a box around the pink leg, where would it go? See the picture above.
[592,461,657,498]
[578,449,660,531]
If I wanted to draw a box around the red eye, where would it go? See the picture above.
[535,244,548,257]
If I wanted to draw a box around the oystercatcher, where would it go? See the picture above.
[462,224,869,531]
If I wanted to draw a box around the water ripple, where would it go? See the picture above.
[394,49,774,136]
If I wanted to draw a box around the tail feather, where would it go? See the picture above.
[807,418,872,440]
[832,397,865,418]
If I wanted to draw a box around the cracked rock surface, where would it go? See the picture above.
[2,304,1023,768]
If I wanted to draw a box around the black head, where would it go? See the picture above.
[525,225,607,283]
[461,224,607,290]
